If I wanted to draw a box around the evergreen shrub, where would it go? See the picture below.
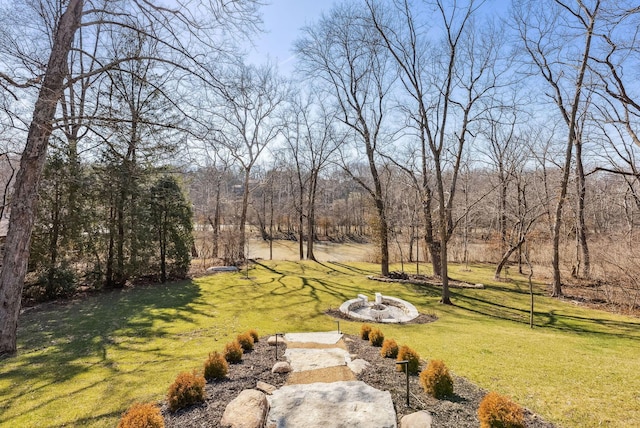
[419,359,454,398]
[478,391,525,428]
[167,371,205,412]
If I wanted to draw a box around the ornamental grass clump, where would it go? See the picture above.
[203,351,228,381]
[380,338,399,358]
[396,345,420,375]
[117,402,164,428]
[369,327,385,347]
[478,391,525,428]
[167,371,206,412]
[360,324,372,340]
[248,329,259,342]
[223,341,243,364]
[236,332,255,351]
[419,359,454,398]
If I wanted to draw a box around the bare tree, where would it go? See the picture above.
[295,2,395,276]
[211,62,287,261]
[367,0,504,302]
[282,90,341,261]
[513,0,600,296]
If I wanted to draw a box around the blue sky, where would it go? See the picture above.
[246,0,510,74]
[246,0,336,74]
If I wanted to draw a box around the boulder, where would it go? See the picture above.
[256,381,277,394]
[220,389,268,428]
[347,358,370,375]
[271,361,291,374]
[400,410,433,428]
[267,335,284,346]
[266,381,396,428]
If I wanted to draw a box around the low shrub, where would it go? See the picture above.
[248,329,259,342]
[419,359,454,398]
[117,402,164,428]
[223,340,243,364]
[478,391,525,428]
[396,345,420,375]
[380,338,399,358]
[369,328,384,347]
[204,351,228,381]
[167,371,206,412]
[236,332,255,351]
[360,324,372,340]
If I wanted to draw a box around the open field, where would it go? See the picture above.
[1,260,639,427]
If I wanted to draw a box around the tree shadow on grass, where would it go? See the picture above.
[454,290,640,340]
[1,280,203,427]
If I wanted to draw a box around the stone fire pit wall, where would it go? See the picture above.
[339,293,419,323]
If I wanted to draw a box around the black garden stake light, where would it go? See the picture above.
[336,320,340,334]
[396,360,410,407]
[274,332,284,361]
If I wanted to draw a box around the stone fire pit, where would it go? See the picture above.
[339,292,419,323]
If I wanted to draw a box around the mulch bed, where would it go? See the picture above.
[162,338,289,427]
[347,336,555,427]
[162,334,555,427]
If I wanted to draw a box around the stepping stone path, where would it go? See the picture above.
[266,331,397,428]
[219,331,430,428]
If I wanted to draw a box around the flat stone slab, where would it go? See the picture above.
[284,347,351,372]
[287,366,355,385]
[284,332,342,344]
[266,381,397,428]
[206,266,239,273]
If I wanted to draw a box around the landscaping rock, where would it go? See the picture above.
[220,389,268,428]
[400,410,433,428]
[271,361,291,374]
[347,358,370,375]
[266,381,396,427]
[267,335,285,346]
[256,381,277,394]
[206,266,239,273]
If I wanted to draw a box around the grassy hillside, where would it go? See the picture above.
[1,261,638,427]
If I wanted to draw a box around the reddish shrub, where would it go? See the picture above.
[117,402,164,428]
[167,371,206,412]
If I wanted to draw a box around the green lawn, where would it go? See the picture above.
[1,261,639,427]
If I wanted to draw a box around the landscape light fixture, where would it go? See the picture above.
[336,320,340,334]
[396,360,410,407]
[274,332,284,361]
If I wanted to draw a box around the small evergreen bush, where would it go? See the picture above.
[396,345,420,374]
[117,402,164,428]
[236,332,255,351]
[223,340,243,364]
[380,338,399,358]
[203,351,228,381]
[369,327,385,347]
[360,324,372,340]
[419,359,454,398]
[248,329,259,342]
[167,371,206,412]
[478,391,525,428]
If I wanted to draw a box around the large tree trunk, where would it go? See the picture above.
[306,173,319,262]
[421,185,441,277]
[0,0,83,356]
[238,169,251,260]
[575,138,590,278]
